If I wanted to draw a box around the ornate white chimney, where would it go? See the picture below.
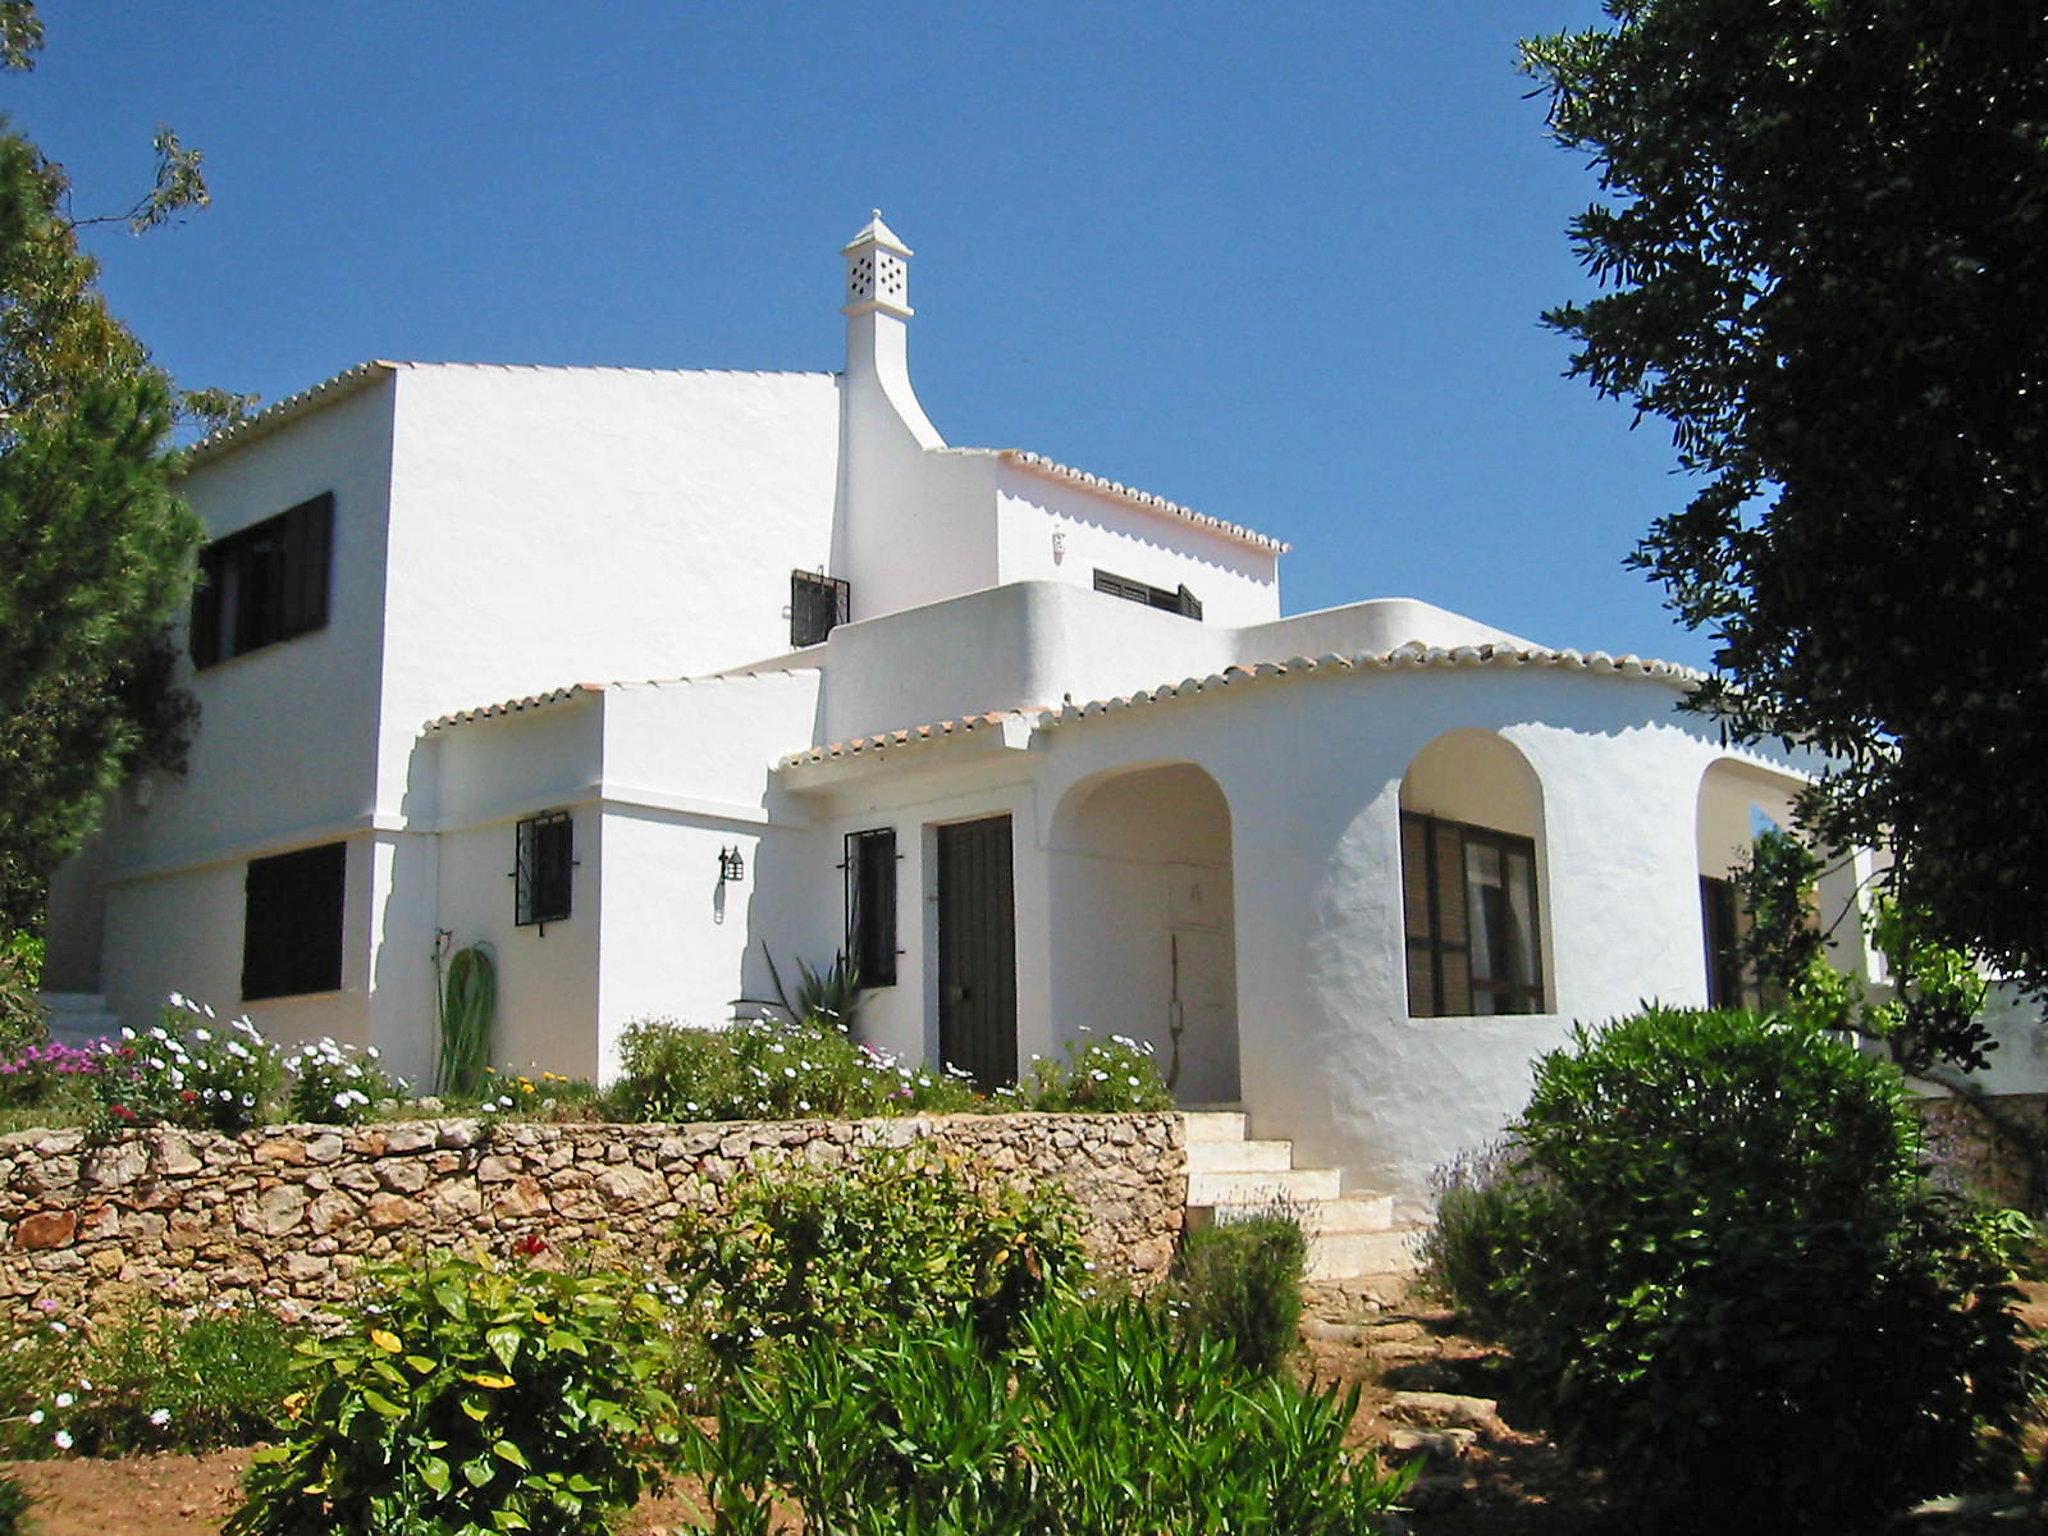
[840,210,941,449]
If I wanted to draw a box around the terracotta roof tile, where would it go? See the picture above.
[775,640,1700,771]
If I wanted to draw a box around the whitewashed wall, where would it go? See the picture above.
[991,465,1280,628]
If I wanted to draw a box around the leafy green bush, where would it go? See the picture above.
[1416,1143,1555,1337]
[282,1037,406,1125]
[668,1142,1083,1368]
[1444,1006,2038,1532]
[0,931,45,1057]
[230,1253,678,1536]
[687,1300,1414,1535]
[0,1294,301,1456]
[1025,1032,1175,1113]
[606,1016,985,1123]
[92,995,282,1131]
[1174,1211,1306,1375]
[0,1471,29,1535]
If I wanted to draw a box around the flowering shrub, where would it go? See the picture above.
[1025,1032,1175,1113]
[0,1040,101,1109]
[230,1253,678,1536]
[607,1016,986,1122]
[90,994,282,1132]
[0,1293,302,1457]
[281,1037,405,1125]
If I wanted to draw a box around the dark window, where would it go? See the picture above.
[1700,875,1744,1008]
[515,812,574,928]
[791,570,850,648]
[1092,568,1201,620]
[1402,812,1544,1017]
[190,492,334,667]
[242,842,346,1000]
[844,827,898,987]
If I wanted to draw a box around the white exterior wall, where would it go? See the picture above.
[992,467,1280,627]
[76,374,400,1044]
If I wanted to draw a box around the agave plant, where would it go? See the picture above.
[745,944,864,1033]
[432,934,496,1097]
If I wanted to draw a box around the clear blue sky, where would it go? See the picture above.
[14,1,1707,664]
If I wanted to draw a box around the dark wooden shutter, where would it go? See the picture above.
[845,829,898,987]
[283,492,333,639]
[937,816,1018,1090]
[242,842,346,1000]
[189,545,224,669]
[1176,584,1203,621]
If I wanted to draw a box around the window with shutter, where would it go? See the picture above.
[843,828,898,987]
[790,570,850,648]
[1400,812,1544,1016]
[242,842,346,1000]
[1091,568,1203,621]
[515,812,574,929]
[189,492,334,668]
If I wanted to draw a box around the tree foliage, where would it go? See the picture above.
[0,8,227,934]
[1522,2,2048,994]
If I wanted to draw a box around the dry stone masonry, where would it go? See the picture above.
[0,1112,1186,1316]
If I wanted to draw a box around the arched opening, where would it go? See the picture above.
[1046,762,1239,1104]
[1399,730,1548,1017]
[1695,757,1805,1009]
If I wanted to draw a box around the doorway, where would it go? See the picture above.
[936,815,1017,1089]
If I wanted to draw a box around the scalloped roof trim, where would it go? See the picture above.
[778,708,1045,768]
[946,448,1289,554]
[424,666,822,736]
[775,641,1702,770]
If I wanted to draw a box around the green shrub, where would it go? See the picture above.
[282,1037,406,1125]
[1025,1032,1174,1113]
[91,995,282,1132]
[230,1253,678,1536]
[0,1294,302,1456]
[1416,1143,1556,1337]
[668,1142,1083,1369]
[1174,1211,1306,1375]
[0,931,45,1057]
[433,939,496,1099]
[687,1300,1414,1536]
[1453,1006,2038,1533]
[606,1016,987,1123]
[0,1471,29,1535]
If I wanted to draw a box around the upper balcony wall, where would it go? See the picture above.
[817,580,1235,746]
[1231,598,1541,664]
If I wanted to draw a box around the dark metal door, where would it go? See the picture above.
[937,815,1018,1090]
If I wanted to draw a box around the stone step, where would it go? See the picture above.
[1185,1166,1341,1206]
[1180,1110,1249,1144]
[1305,1227,1426,1280]
[37,992,121,1047]
[1185,1138,1294,1174]
[1196,1193,1396,1236]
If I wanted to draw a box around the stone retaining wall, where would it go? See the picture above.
[0,1113,1186,1316]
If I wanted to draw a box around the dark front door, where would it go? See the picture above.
[937,815,1018,1090]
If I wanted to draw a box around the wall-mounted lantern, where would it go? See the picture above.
[718,846,746,885]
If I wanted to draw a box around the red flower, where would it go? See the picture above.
[179,1089,198,1105]
[512,1233,548,1258]
[110,1103,137,1122]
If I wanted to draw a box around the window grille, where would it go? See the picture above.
[514,811,574,929]
[791,570,851,648]
[843,827,898,987]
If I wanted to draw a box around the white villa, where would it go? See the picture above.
[47,213,2005,1221]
